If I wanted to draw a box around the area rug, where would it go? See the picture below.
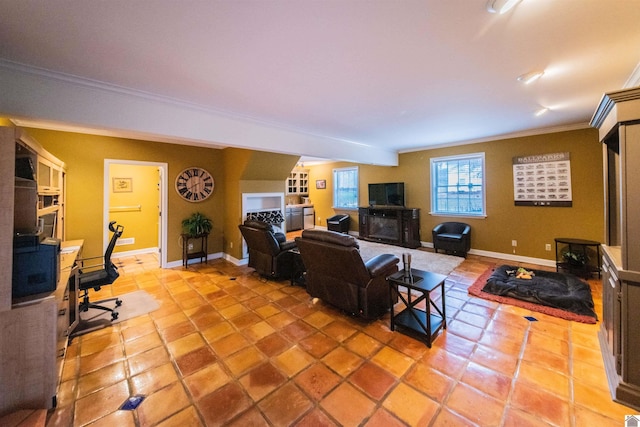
[71,290,160,337]
[468,265,598,324]
[357,239,464,276]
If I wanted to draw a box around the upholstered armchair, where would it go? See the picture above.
[432,222,471,258]
[295,229,399,319]
[238,220,296,279]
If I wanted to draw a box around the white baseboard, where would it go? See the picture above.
[164,251,227,269]
[157,231,555,270]
[419,242,555,267]
[112,247,158,258]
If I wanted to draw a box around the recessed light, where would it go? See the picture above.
[487,0,523,14]
[517,70,545,84]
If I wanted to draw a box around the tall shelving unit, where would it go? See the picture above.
[590,86,640,411]
[0,126,73,414]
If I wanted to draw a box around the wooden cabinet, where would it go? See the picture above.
[0,126,73,414]
[358,207,420,248]
[14,129,66,240]
[286,169,309,195]
[591,87,640,410]
[286,207,303,232]
[37,156,63,194]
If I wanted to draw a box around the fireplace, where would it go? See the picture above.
[367,215,400,242]
[358,207,421,249]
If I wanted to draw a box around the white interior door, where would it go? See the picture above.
[104,159,168,268]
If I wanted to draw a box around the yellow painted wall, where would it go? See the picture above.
[24,128,225,263]
[222,147,298,259]
[108,163,159,253]
[308,127,604,261]
[8,123,603,264]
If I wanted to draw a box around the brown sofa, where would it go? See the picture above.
[295,229,399,319]
[238,220,296,279]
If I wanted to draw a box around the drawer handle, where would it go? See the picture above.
[58,308,66,316]
[58,348,65,358]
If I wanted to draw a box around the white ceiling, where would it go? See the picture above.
[0,0,639,164]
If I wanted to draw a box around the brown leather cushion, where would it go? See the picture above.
[300,229,359,249]
[244,220,274,232]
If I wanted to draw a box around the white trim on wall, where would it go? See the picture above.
[104,159,168,268]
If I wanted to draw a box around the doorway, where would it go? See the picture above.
[104,159,168,268]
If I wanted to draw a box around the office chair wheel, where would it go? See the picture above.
[111,311,119,320]
[116,299,122,307]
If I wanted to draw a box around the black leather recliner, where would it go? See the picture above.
[432,222,471,258]
[295,229,399,319]
[238,220,297,279]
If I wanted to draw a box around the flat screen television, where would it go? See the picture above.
[368,182,405,207]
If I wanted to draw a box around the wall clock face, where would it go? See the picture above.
[175,167,214,202]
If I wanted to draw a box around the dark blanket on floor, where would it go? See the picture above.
[482,265,597,319]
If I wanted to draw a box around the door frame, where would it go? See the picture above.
[104,159,168,268]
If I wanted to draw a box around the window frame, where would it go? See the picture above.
[430,152,486,218]
[332,166,359,210]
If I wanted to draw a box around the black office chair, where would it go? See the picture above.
[77,221,124,320]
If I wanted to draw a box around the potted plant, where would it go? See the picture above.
[182,212,212,236]
[562,250,587,267]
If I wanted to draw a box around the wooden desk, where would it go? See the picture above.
[0,240,82,414]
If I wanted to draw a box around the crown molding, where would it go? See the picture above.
[399,122,592,153]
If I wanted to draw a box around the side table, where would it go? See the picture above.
[555,237,601,278]
[182,233,208,267]
[388,268,447,347]
[289,248,306,286]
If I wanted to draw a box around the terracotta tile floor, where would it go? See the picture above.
[45,251,636,426]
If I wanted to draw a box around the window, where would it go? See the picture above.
[431,153,485,217]
[333,166,359,209]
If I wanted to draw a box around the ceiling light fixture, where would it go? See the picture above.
[486,0,523,14]
[517,70,545,84]
[535,107,549,117]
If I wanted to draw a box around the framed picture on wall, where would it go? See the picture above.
[513,152,572,207]
[113,177,133,193]
[316,179,326,189]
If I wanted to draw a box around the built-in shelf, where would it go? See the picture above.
[286,169,309,195]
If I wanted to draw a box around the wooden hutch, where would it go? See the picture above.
[590,86,640,410]
[0,127,79,415]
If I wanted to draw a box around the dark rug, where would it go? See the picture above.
[71,290,160,338]
[468,265,598,324]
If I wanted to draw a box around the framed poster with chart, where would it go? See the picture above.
[513,152,572,207]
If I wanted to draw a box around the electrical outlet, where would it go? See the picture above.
[512,240,517,247]
[317,217,321,224]
[545,243,552,251]
[230,241,233,248]
[188,243,194,250]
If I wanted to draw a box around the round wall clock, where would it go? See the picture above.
[175,167,214,202]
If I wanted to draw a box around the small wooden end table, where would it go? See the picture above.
[388,268,447,347]
[181,233,208,267]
